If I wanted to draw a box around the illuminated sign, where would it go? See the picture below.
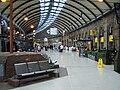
[90,30,96,35]
[95,37,98,43]
[101,37,104,42]
[109,35,113,42]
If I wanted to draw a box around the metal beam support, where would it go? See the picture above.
[10,0,13,53]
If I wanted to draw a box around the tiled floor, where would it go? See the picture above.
[9,50,120,90]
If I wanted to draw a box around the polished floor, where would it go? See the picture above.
[9,50,120,90]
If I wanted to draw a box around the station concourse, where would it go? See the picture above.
[0,0,120,90]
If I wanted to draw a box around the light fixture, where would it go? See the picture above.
[80,17,82,20]
[21,34,24,36]
[1,0,7,2]
[16,31,19,34]
[24,16,28,21]
[97,0,103,2]
[30,25,34,28]
[7,27,10,30]
[33,30,35,33]
[33,33,36,35]
[79,13,82,20]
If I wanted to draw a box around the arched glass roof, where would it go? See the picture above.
[37,0,67,33]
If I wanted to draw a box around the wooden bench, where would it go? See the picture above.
[8,60,59,87]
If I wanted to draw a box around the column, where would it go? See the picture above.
[0,24,1,52]
[114,24,120,72]
[97,27,100,51]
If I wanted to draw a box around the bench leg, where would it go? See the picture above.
[8,78,20,87]
[49,72,59,77]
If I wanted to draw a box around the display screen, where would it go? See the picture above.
[50,28,58,35]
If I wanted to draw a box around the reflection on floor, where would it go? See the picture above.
[1,50,120,90]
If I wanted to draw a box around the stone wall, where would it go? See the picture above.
[0,25,1,52]
[60,11,120,51]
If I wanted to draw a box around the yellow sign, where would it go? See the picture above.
[101,37,104,42]
[90,30,93,35]
[1,0,7,2]
[95,37,98,43]
[92,30,96,35]
[109,35,113,42]
[90,30,96,35]
[34,42,37,45]
[98,58,104,68]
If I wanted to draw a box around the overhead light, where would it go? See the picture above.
[16,31,19,34]
[7,27,10,30]
[79,13,82,19]
[1,0,7,2]
[33,33,36,35]
[33,30,35,33]
[24,16,28,21]
[30,25,34,28]
[21,34,24,36]
[79,17,82,20]
[97,0,103,2]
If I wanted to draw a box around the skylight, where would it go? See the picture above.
[37,0,67,33]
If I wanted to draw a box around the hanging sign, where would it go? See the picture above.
[90,30,93,35]
[90,30,96,35]
[101,37,104,42]
[92,30,96,35]
[95,37,98,43]
[109,35,113,42]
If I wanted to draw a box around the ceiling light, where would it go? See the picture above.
[7,27,10,30]
[31,25,34,28]
[16,31,19,34]
[79,13,82,19]
[80,17,82,19]
[33,30,35,33]
[97,0,103,2]
[24,16,28,21]
[21,34,24,36]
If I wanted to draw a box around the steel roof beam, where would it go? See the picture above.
[71,0,97,18]
[87,0,103,14]
[19,13,76,31]
[21,17,70,33]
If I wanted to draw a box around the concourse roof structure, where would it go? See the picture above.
[0,0,120,38]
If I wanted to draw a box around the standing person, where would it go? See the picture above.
[84,47,88,57]
[44,45,48,51]
[59,44,64,52]
[37,44,41,52]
